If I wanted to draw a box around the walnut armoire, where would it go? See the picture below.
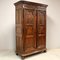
[14,1,48,59]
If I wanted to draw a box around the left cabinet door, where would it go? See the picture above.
[23,9,36,52]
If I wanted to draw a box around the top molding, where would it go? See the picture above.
[14,1,48,7]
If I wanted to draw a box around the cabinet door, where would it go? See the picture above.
[23,9,36,52]
[36,10,46,49]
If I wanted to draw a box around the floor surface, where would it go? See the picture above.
[0,49,60,60]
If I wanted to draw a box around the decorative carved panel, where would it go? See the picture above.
[38,26,45,34]
[16,9,22,24]
[25,26,33,35]
[37,10,45,25]
[16,25,21,34]
[24,9,35,25]
[37,34,45,49]
[16,35,22,52]
[16,36,20,50]
[24,36,35,52]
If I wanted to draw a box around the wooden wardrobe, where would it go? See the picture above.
[14,1,48,58]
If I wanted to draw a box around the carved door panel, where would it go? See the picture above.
[37,10,46,25]
[37,34,46,49]
[36,10,46,49]
[23,9,36,52]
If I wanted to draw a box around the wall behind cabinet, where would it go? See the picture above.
[0,0,60,50]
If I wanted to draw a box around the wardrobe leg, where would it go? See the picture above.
[44,50,46,52]
[16,53,18,55]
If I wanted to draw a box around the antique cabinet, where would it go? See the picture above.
[14,1,48,59]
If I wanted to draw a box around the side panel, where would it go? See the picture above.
[16,8,23,53]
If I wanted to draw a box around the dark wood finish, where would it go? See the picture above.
[14,1,48,59]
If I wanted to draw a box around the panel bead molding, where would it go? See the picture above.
[14,1,48,60]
